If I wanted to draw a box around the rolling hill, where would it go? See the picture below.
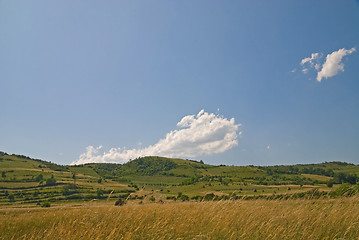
[1,151,358,205]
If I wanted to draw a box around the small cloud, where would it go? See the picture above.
[300,53,322,75]
[299,47,356,82]
[301,53,320,66]
[317,47,356,82]
[72,110,241,165]
[266,145,270,150]
[302,68,309,74]
[291,69,296,73]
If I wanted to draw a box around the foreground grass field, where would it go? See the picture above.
[1,197,359,240]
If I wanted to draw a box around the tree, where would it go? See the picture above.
[72,173,76,185]
[8,194,15,202]
[180,194,189,201]
[327,180,334,188]
[1,171,6,178]
[177,192,182,199]
[35,174,43,182]
[96,189,104,198]
[45,175,56,186]
[204,193,215,201]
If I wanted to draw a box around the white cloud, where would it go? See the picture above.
[301,53,320,66]
[300,53,321,74]
[266,145,270,150]
[72,110,241,165]
[299,47,356,82]
[302,68,309,74]
[317,47,356,82]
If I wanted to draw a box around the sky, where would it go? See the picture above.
[1,0,358,166]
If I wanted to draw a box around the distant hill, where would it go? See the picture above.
[1,151,358,205]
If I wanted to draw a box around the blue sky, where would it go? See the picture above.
[1,1,358,166]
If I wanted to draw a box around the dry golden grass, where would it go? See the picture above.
[1,197,359,240]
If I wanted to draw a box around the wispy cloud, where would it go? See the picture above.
[72,110,241,165]
[301,52,320,66]
[299,47,356,82]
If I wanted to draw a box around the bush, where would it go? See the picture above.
[330,183,357,197]
[32,191,39,197]
[41,201,51,208]
[191,195,203,201]
[35,174,43,182]
[203,193,215,201]
[62,184,78,196]
[8,194,15,202]
[45,175,56,186]
[180,194,189,201]
[166,196,177,200]
[327,180,334,188]
[96,189,104,198]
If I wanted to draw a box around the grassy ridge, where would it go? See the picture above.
[1,197,359,239]
[1,151,359,205]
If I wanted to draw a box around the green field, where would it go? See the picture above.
[1,151,359,206]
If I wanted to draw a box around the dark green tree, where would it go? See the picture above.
[180,194,189,201]
[177,192,182,199]
[203,193,215,201]
[96,189,104,198]
[45,175,56,186]
[8,194,15,202]
[327,180,334,188]
[35,174,43,182]
[72,173,76,185]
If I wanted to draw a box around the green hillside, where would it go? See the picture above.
[1,151,358,206]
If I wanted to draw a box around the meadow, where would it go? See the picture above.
[1,152,359,239]
[1,197,359,240]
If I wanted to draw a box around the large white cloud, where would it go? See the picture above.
[317,48,356,82]
[299,47,356,82]
[71,110,241,165]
